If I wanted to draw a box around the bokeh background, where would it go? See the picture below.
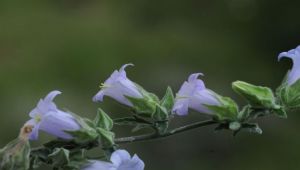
[1,0,300,169]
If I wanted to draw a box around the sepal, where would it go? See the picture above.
[206,94,239,121]
[96,128,115,148]
[160,87,175,113]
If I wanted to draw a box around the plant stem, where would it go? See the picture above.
[114,120,217,144]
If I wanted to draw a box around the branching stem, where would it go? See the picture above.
[114,120,217,144]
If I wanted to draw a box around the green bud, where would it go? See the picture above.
[94,108,113,131]
[232,81,279,109]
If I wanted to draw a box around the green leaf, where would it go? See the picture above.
[232,81,278,109]
[97,128,115,147]
[160,87,175,113]
[48,148,70,168]
[94,109,113,130]
[206,92,239,121]
[0,139,31,170]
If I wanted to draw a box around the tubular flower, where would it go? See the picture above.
[25,91,81,140]
[93,64,143,106]
[82,150,145,170]
[278,45,300,85]
[172,73,221,116]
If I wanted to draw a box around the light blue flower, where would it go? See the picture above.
[25,91,81,140]
[93,64,143,106]
[278,45,300,85]
[172,73,221,116]
[82,150,145,170]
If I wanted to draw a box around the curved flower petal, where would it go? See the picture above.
[44,90,62,103]
[119,63,134,76]
[278,45,300,85]
[188,73,204,82]
[30,91,61,117]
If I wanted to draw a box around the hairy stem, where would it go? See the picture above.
[115,120,217,144]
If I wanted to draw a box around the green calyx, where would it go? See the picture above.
[205,91,239,122]
[277,79,300,111]
[126,86,175,122]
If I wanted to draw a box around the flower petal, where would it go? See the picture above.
[81,160,115,170]
[129,154,145,170]
[44,90,62,103]
[93,90,105,102]
[188,73,204,82]
[39,110,80,139]
[29,107,39,118]
[110,150,131,167]
[278,45,300,85]
[172,99,189,116]
[119,63,134,76]
[189,89,220,114]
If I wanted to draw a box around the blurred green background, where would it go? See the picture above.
[1,0,300,169]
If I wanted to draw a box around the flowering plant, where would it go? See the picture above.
[1,45,300,170]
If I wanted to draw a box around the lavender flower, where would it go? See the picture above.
[25,91,81,140]
[93,64,143,106]
[172,73,221,116]
[82,150,145,170]
[278,45,300,85]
